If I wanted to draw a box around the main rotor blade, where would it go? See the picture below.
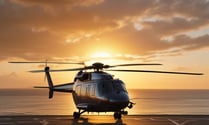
[29,67,84,73]
[9,61,84,65]
[49,68,84,72]
[107,69,203,75]
[110,63,162,68]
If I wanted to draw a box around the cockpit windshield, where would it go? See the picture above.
[112,80,127,93]
[100,80,127,94]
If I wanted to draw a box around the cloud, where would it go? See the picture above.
[0,0,209,62]
[11,0,104,8]
[149,0,209,18]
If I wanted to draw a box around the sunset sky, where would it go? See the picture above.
[0,0,209,89]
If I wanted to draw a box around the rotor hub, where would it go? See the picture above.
[91,62,109,71]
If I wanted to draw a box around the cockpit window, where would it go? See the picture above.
[78,73,90,81]
[101,74,113,80]
[101,82,113,93]
[112,81,127,92]
[100,80,127,94]
[92,73,113,80]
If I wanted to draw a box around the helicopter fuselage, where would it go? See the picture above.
[72,71,130,112]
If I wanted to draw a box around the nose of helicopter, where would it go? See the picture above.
[98,80,130,109]
[109,91,129,102]
[107,91,130,108]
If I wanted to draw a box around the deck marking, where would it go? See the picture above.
[168,119,181,125]
[40,119,49,125]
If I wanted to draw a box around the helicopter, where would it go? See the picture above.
[9,61,203,119]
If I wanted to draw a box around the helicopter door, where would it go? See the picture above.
[86,85,91,96]
[91,84,96,96]
[75,85,81,96]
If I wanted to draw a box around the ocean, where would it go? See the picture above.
[0,89,209,115]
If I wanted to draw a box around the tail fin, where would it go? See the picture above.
[45,66,54,99]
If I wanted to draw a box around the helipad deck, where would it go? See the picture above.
[1,115,209,125]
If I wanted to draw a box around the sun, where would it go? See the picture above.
[90,52,112,58]
[87,51,117,65]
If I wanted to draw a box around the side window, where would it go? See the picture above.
[81,85,86,96]
[83,73,89,81]
[91,84,96,96]
[75,85,81,95]
[86,85,91,96]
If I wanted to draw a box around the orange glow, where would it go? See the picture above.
[1,0,209,89]
[90,51,112,59]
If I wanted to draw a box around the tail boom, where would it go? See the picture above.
[44,67,74,98]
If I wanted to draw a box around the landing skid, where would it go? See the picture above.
[114,110,128,119]
[73,110,128,119]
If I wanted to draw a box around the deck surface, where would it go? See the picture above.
[1,115,209,125]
